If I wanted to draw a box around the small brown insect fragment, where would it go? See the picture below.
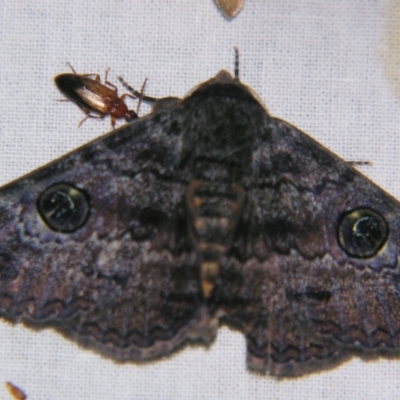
[214,0,244,19]
[5,382,27,400]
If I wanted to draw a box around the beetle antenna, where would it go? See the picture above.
[117,75,157,104]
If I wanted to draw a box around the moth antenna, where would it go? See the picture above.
[117,75,158,104]
[346,161,373,167]
[66,62,77,74]
[234,47,239,79]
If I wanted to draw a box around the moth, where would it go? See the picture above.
[55,64,138,128]
[213,0,244,19]
[0,55,399,377]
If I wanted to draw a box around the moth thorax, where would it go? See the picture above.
[192,158,249,182]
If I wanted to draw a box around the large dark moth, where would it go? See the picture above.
[0,56,399,378]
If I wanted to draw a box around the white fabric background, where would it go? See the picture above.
[0,0,400,399]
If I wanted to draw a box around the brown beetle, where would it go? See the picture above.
[55,64,138,128]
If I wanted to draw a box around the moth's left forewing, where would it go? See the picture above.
[0,106,210,360]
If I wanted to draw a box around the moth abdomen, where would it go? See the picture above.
[186,180,245,298]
